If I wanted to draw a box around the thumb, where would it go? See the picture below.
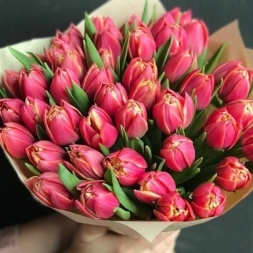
[73,224,108,243]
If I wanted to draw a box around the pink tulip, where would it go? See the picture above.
[153,89,195,135]
[56,24,83,51]
[94,82,128,118]
[154,191,195,221]
[163,49,197,84]
[204,107,243,149]
[98,47,116,69]
[115,99,148,139]
[241,126,253,162]
[79,105,118,149]
[191,182,226,218]
[68,144,105,180]
[19,65,48,101]
[75,180,120,219]
[225,99,253,131]
[122,57,158,92]
[184,19,209,56]
[49,68,80,105]
[169,7,192,26]
[128,26,156,61]
[44,101,82,146]
[0,122,35,158]
[95,30,122,63]
[92,16,122,42]
[160,134,195,172]
[215,156,251,192]
[82,63,114,100]
[179,69,214,110]
[2,70,22,98]
[20,96,50,135]
[0,98,24,124]
[26,172,74,210]
[134,171,176,204]
[26,140,67,173]
[46,39,85,80]
[128,77,161,112]
[103,147,147,187]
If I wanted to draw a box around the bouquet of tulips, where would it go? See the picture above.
[0,0,253,240]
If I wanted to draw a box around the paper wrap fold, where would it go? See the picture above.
[1,0,253,242]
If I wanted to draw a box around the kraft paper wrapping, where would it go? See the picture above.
[1,0,253,242]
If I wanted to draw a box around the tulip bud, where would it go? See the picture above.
[0,98,24,124]
[46,39,85,80]
[82,63,114,100]
[79,105,118,149]
[56,24,83,51]
[154,191,195,221]
[103,147,147,186]
[26,172,74,210]
[92,16,122,41]
[98,47,116,69]
[225,99,253,131]
[94,82,128,118]
[2,70,22,98]
[191,182,226,218]
[115,99,148,139]
[50,68,80,105]
[95,30,122,63]
[44,101,82,146]
[241,126,253,162]
[215,156,251,192]
[129,78,161,112]
[26,140,67,173]
[0,122,35,158]
[160,134,195,172]
[19,65,48,101]
[179,69,214,110]
[163,49,197,84]
[128,26,156,61]
[68,144,105,180]
[134,171,176,204]
[184,19,209,56]
[153,89,194,135]
[204,107,243,149]
[122,57,158,92]
[169,7,192,26]
[75,180,120,219]
[20,96,50,135]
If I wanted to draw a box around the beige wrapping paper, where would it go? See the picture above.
[1,0,253,242]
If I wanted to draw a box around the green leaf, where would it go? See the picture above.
[156,157,165,171]
[25,163,41,176]
[45,91,57,106]
[42,63,54,82]
[67,82,90,115]
[144,145,153,165]
[205,42,227,73]
[0,88,9,98]
[197,47,208,68]
[119,34,130,77]
[99,143,110,156]
[129,138,145,156]
[105,169,152,219]
[8,47,36,70]
[170,158,203,185]
[151,3,157,24]
[114,207,131,220]
[161,78,169,89]
[84,34,104,68]
[27,52,44,66]
[36,125,48,140]
[154,36,173,74]
[193,132,207,151]
[141,0,149,24]
[102,183,113,192]
[58,164,82,196]
[84,12,96,40]
[197,149,224,167]
[120,125,130,147]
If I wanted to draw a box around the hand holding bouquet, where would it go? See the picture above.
[0,0,253,241]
